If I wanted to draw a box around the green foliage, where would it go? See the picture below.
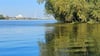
[0,15,5,19]
[37,0,45,4]
[38,0,100,23]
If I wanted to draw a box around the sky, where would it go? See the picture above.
[0,0,50,19]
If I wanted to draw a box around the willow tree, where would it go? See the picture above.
[38,0,100,23]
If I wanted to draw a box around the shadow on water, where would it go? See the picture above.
[39,23,100,56]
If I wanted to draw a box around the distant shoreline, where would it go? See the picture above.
[0,19,56,21]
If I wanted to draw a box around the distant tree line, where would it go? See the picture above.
[0,15,6,19]
[38,0,100,23]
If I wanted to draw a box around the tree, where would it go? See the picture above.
[38,0,100,23]
[0,15,5,19]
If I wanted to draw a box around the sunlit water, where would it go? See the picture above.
[0,20,100,56]
[0,20,56,56]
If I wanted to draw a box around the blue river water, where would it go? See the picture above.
[0,20,56,56]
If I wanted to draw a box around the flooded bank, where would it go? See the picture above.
[40,23,100,56]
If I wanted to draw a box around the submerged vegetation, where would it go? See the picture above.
[38,0,100,23]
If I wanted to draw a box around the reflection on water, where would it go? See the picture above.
[39,23,100,56]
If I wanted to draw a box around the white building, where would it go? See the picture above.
[15,14,24,18]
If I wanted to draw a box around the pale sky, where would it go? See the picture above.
[0,0,52,19]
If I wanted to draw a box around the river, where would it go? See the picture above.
[0,20,100,56]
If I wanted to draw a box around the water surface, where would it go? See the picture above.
[0,20,100,56]
[40,23,100,56]
[0,20,56,56]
